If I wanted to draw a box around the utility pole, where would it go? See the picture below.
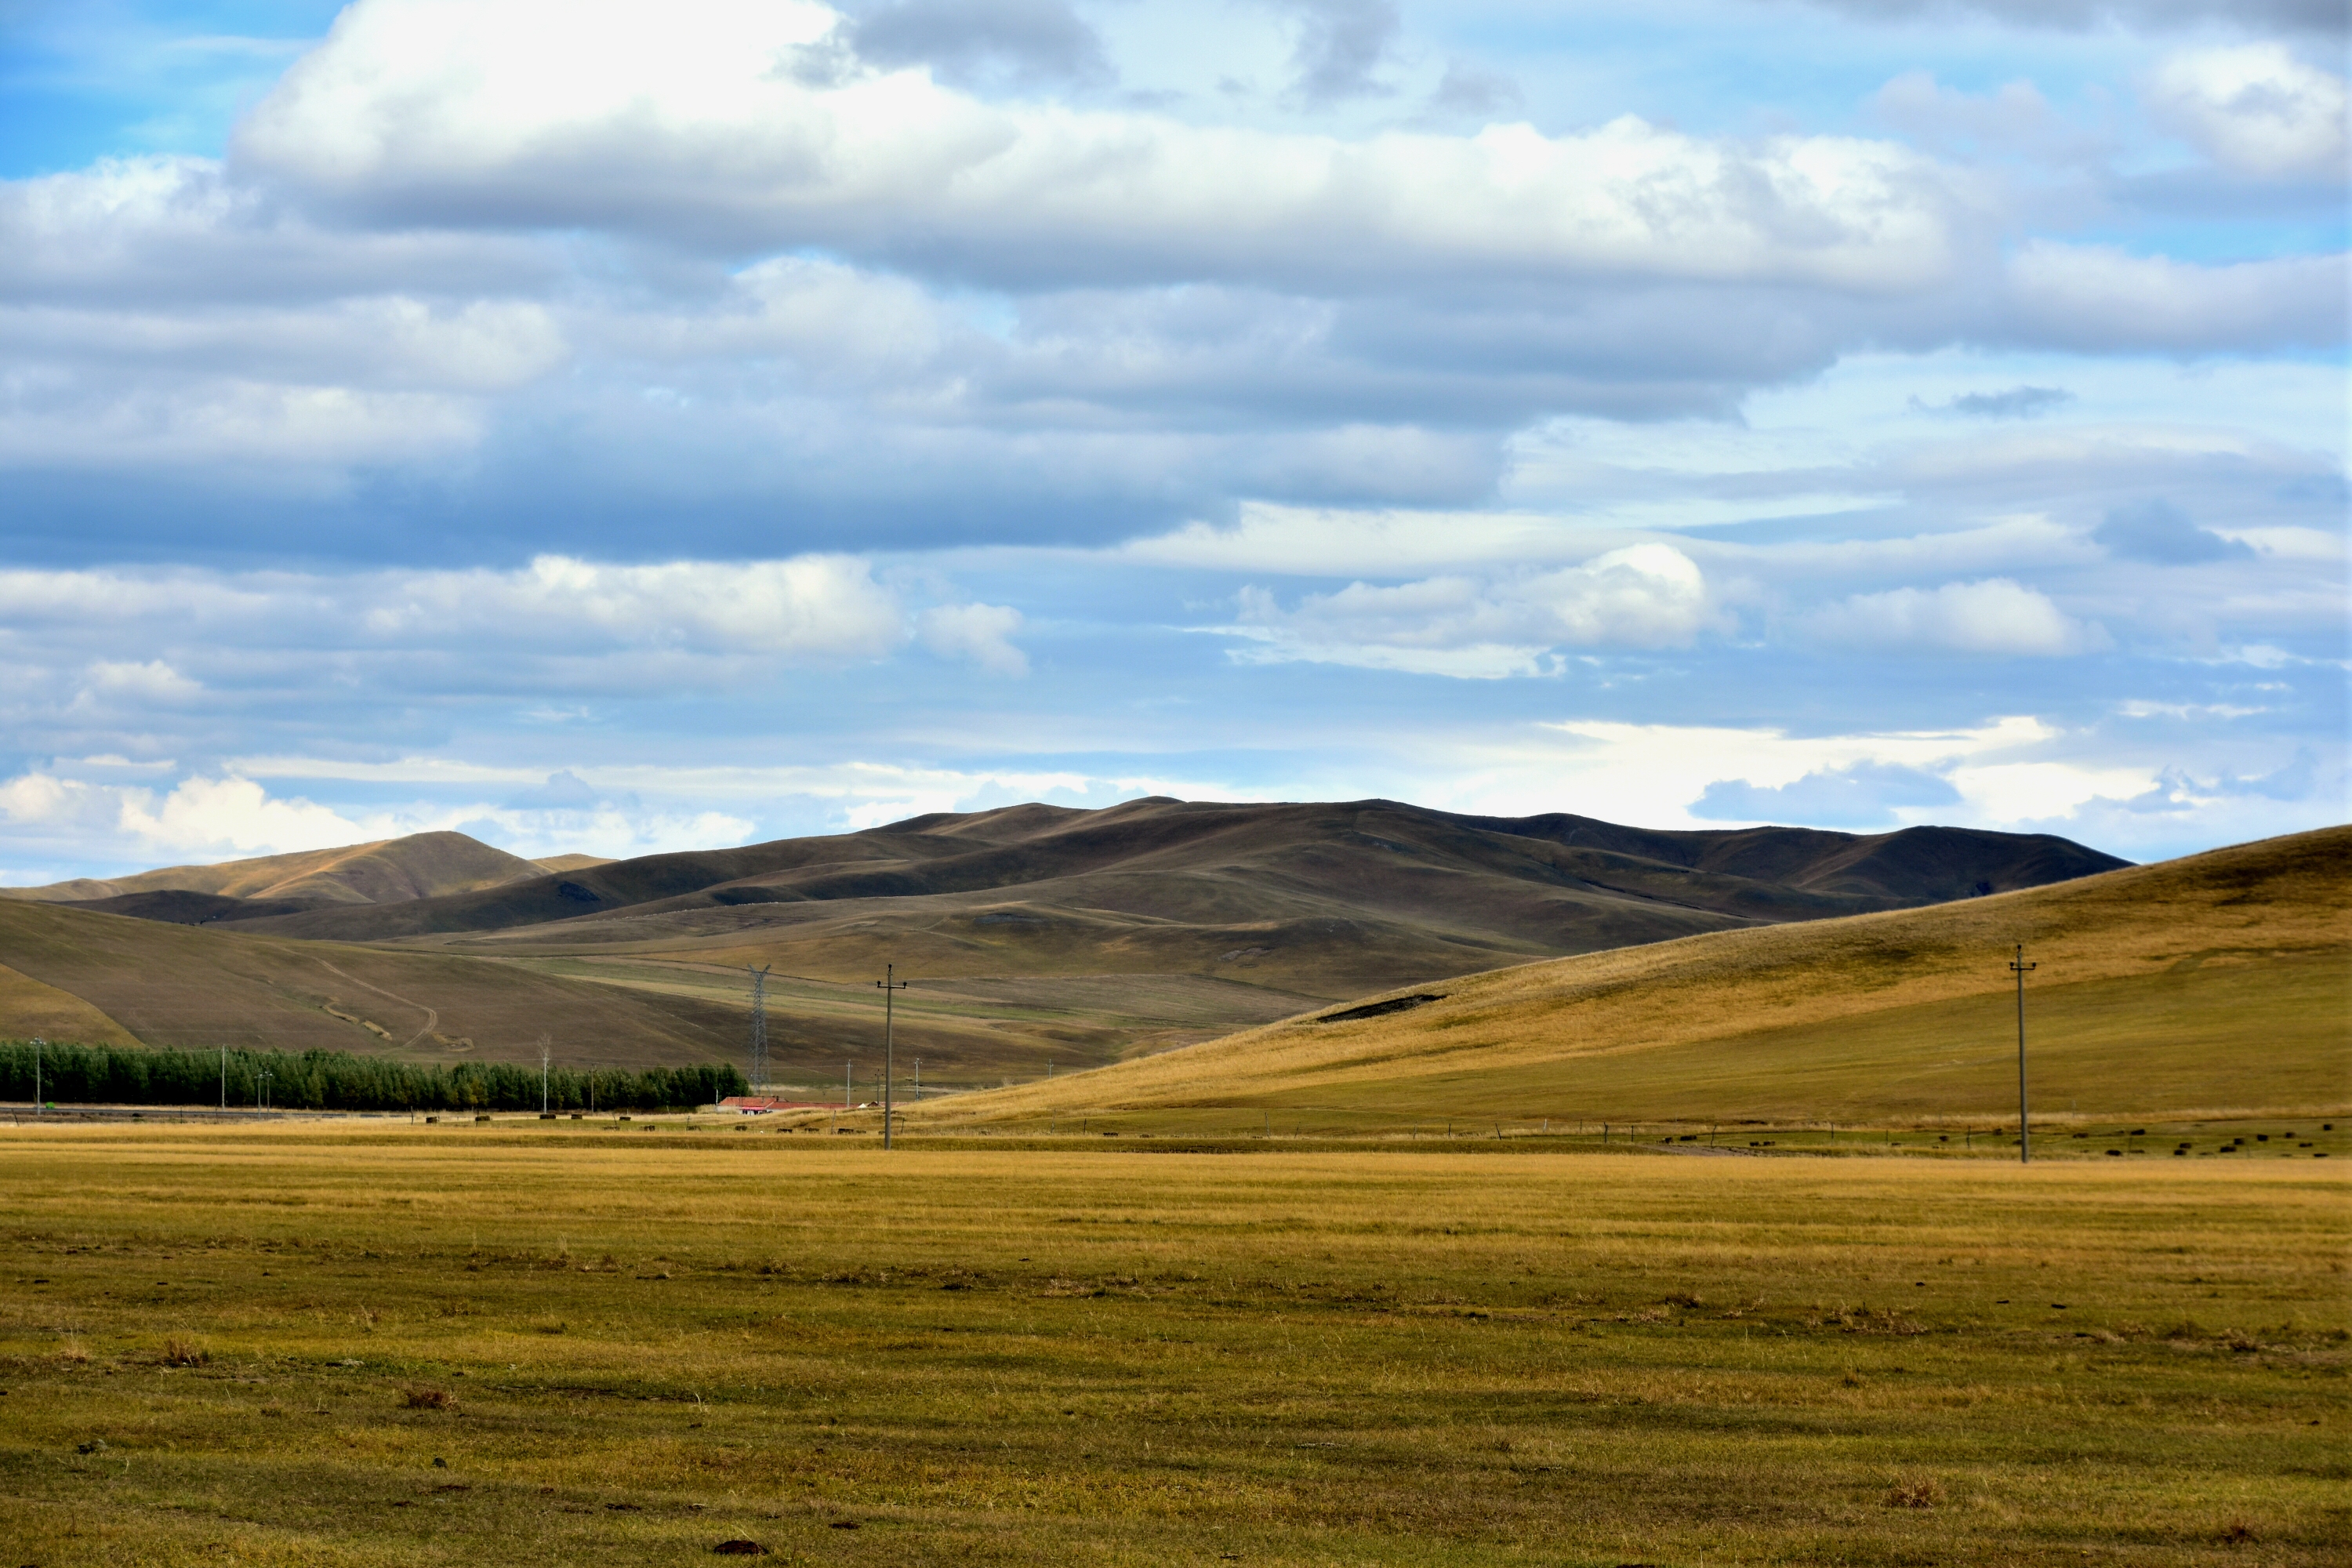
[913,1058,920,1103]
[220,1046,226,1112]
[2010,943,2037,1165]
[539,1033,553,1117]
[746,965,770,1095]
[876,964,909,1149]
[31,1037,42,1114]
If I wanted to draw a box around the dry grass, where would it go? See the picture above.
[1885,1476,1947,1509]
[0,897,743,1062]
[0,1122,2344,1566]
[0,957,140,1047]
[914,826,2350,1129]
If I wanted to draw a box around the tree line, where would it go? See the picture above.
[0,1039,746,1112]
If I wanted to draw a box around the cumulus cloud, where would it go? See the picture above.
[0,764,761,865]
[1806,577,2103,655]
[2,8,2335,539]
[0,768,370,858]
[231,0,1972,292]
[2146,45,2348,180]
[0,772,121,840]
[1222,544,1713,677]
[116,775,370,855]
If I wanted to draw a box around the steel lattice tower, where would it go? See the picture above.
[746,965,770,1094]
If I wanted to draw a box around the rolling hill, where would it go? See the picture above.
[227,799,2121,994]
[0,897,741,1065]
[0,800,2132,1087]
[2,831,547,911]
[907,824,2352,1129]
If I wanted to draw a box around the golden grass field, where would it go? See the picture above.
[1,1123,2345,1566]
[904,826,2350,1134]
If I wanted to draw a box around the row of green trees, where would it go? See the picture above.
[0,1039,746,1112]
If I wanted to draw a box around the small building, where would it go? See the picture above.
[717,1096,832,1115]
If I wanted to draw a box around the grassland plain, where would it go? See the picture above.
[1,1126,2345,1566]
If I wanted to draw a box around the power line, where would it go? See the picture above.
[2010,942,2037,1165]
[746,965,771,1095]
[877,963,909,1150]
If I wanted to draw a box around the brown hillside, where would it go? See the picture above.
[0,960,140,1047]
[913,825,2351,1127]
[1,831,546,909]
[230,800,2124,1004]
[0,900,740,1066]
[532,854,615,873]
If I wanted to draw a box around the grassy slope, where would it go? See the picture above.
[529,854,615,873]
[0,1128,2342,1566]
[1,830,546,907]
[0,900,741,1065]
[916,826,2352,1128]
[0,960,140,1047]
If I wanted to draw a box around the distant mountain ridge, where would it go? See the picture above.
[2,831,547,912]
[201,798,2126,977]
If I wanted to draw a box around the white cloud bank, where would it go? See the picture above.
[232,0,1974,293]
[0,554,1020,673]
[0,768,757,865]
[1806,577,2105,655]
[2003,243,2345,354]
[0,771,372,860]
[1221,543,1714,677]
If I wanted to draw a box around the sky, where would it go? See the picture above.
[0,0,2343,882]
